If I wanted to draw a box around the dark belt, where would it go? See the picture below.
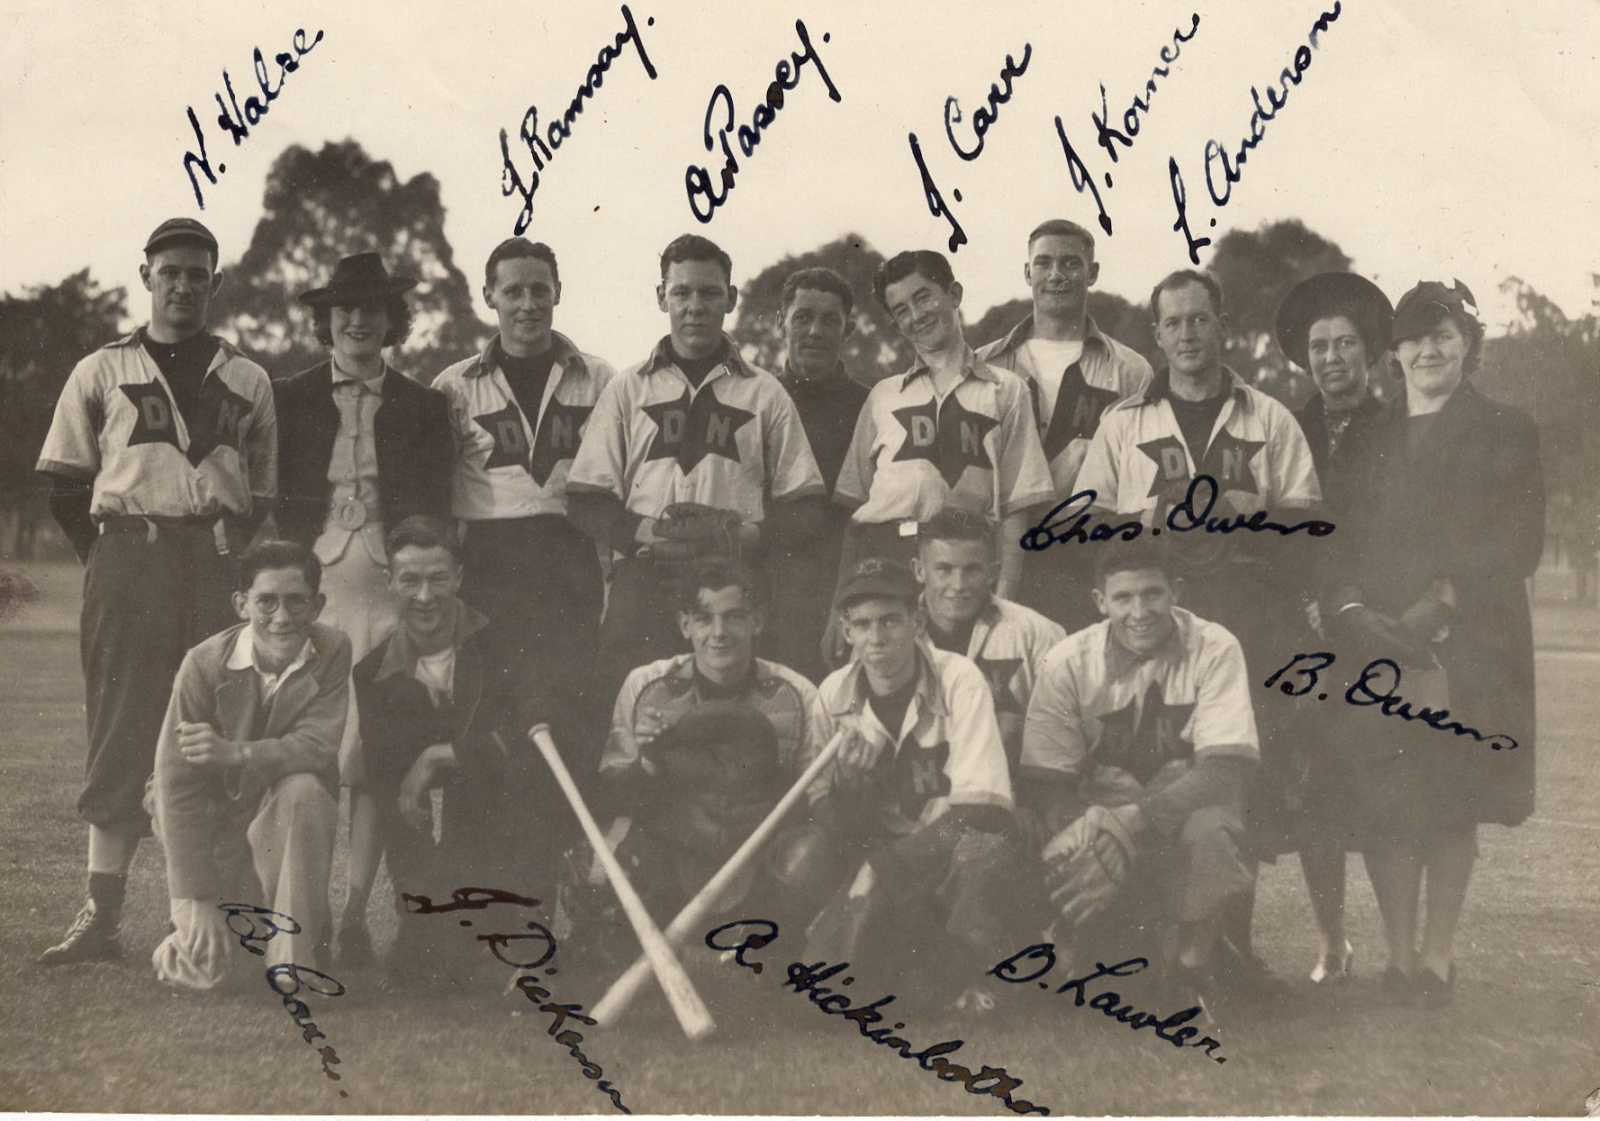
[98,514,220,542]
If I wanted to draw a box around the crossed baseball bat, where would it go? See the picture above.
[519,722,848,1040]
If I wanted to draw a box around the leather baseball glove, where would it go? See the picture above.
[649,502,743,562]
[1041,804,1141,929]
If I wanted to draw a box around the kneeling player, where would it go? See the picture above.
[594,561,822,930]
[1020,542,1260,1014]
[785,558,1022,1011]
[353,516,567,989]
[148,541,349,989]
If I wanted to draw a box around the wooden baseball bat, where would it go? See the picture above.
[519,724,716,1041]
[590,726,849,1026]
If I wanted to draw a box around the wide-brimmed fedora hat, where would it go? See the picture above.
[297,253,418,307]
[1274,272,1393,372]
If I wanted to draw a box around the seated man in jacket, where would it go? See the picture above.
[596,560,822,924]
[781,557,1022,1011]
[353,515,565,986]
[148,539,350,990]
[1020,540,1260,1014]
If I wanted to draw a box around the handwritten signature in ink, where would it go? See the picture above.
[500,4,659,235]
[707,920,1053,1117]
[181,28,325,209]
[1020,473,1335,552]
[909,44,1031,253]
[686,19,840,224]
[1167,1,1344,263]
[218,903,349,1095]
[403,888,631,1115]
[1052,15,1200,238]
[1263,651,1518,750]
[989,944,1227,1063]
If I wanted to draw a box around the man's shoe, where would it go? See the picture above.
[1216,939,1290,1004]
[37,900,123,965]
[1411,964,1455,1011]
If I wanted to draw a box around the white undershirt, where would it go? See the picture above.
[1024,337,1085,422]
[414,646,457,703]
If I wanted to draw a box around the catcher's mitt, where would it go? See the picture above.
[1041,804,1140,929]
[649,502,743,562]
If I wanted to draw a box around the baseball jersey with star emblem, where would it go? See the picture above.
[601,654,822,779]
[933,596,1066,773]
[811,646,1013,835]
[1021,606,1258,789]
[566,336,824,525]
[1075,367,1320,526]
[36,329,276,518]
[977,314,1152,493]
[434,332,617,520]
[835,348,1054,525]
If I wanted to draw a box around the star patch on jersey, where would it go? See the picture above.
[183,378,253,467]
[1041,366,1119,462]
[974,655,1024,715]
[1199,429,1264,495]
[1095,680,1196,785]
[1138,435,1191,498]
[894,739,952,818]
[644,385,755,473]
[120,382,183,452]
[474,402,533,472]
[528,400,593,486]
[891,394,999,489]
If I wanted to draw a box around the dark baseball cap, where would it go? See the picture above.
[833,557,920,610]
[144,217,219,257]
[1390,279,1479,345]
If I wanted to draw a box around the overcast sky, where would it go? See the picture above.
[3,0,1597,368]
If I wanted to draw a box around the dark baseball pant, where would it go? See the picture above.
[79,520,236,832]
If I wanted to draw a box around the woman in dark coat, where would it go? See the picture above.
[1326,279,1542,1008]
[274,252,455,964]
[1274,271,1393,985]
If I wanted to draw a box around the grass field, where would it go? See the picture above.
[2,561,1597,1116]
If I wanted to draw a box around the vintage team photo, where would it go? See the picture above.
[1,0,1596,1115]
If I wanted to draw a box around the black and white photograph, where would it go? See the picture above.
[2,0,1597,1114]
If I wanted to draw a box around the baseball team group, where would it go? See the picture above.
[30,211,1541,1023]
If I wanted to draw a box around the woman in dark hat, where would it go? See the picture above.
[274,252,455,965]
[1273,272,1393,985]
[1325,279,1542,1008]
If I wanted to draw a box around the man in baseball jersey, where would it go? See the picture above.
[595,560,822,922]
[834,250,1052,601]
[914,507,1065,774]
[785,558,1021,1009]
[977,219,1152,630]
[768,266,871,681]
[433,238,616,743]
[35,218,277,965]
[567,234,825,709]
[1020,542,1260,1012]
[1075,268,1320,979]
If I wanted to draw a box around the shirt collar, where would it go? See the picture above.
[373,602,491,682]
[986,313,1112,361]
[639,334,752,378]
[467,331,589,380]
[1101,610,1189,680]
[901,343,996,389]
[779,358,850,390]
[226,626,315,679]
[1135,365,1251,409]
[330,359,388,395]
[121,326,239,371]
[830,642,947,720]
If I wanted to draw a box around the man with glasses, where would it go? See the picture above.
[146,540,349,989]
